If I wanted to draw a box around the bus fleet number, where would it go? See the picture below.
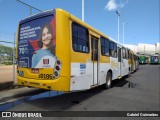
[38,74,53,79]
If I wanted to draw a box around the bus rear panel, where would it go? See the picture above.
[17,9,70,91]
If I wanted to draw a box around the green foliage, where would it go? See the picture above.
[4,61,13,65]
[0,44,14,64]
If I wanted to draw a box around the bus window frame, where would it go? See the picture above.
[109,41,117,58]
[100,36,110,57]
[122,47,126,59]
[72,22,90,54]
[126,49,129,59]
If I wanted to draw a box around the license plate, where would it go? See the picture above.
[31,69,39,73]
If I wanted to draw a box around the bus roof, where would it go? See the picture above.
[66,8,130,49]
[19,8,133,52]
[19,9,55,24]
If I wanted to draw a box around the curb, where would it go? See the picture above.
[0,82,14,91]
[0,87,46,104]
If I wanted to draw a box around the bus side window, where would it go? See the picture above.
[72,24,78,51]
[100,37,110,56]
[126,50,128,59]
[72,23,89,53]
[114,43,117,58]
[109,42,114,57]
[122,48,126,59]
[109,42,117,58]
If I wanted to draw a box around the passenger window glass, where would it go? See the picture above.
[101,37,110,56]
[109,42,117,58]
[72,23,89,53]
[122,48,126,59]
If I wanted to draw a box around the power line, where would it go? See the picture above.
[17,0,43,15]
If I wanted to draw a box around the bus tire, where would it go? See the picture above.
[105,72,112,89]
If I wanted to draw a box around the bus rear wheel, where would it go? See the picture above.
[105,72,112,89]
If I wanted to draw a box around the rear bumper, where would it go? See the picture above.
[17,76,70,91]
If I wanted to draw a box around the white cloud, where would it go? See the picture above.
[104,0,128,11]
[105,0,118,11]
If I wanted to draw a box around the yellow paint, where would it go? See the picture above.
[18,76,70,91]
[89,30,100,38]
[118,76,122,79]
[71,51,91,63]
[111,61,118,68]
[100,56,110,63]
[18,67,54,79]
[128,59,131,64]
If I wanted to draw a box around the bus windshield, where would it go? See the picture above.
[18,10,56,68]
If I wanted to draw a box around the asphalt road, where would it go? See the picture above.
[2,65,160,119]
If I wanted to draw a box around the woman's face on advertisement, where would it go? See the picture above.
[42,27,52,45]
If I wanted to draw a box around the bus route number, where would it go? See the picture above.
[38,74,53,79]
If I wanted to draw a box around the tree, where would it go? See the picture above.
[0,44,14,65]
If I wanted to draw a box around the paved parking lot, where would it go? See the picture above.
[1,64,160,119]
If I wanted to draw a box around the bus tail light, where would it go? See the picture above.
[53,58,62,79]
[55,66,60,71]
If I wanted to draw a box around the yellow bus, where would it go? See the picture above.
[129,51,139,72]
[17,8,138,91]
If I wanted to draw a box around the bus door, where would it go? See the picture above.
[91,37,99,85]
[118,47,122,77]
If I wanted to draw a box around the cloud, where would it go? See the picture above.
[104,0,128,11]
[104,0,118,11]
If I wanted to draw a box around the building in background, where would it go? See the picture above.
[124,43,160,55]
[155,43,160,54]
[137,43,155,55]
[124,44,138,53]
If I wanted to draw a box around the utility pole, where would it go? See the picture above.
[122,22,126,45]
[13,33,16,84]
[82,0,84,22]
[116,11,120,43]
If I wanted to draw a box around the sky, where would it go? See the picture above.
[0,0,159,47]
